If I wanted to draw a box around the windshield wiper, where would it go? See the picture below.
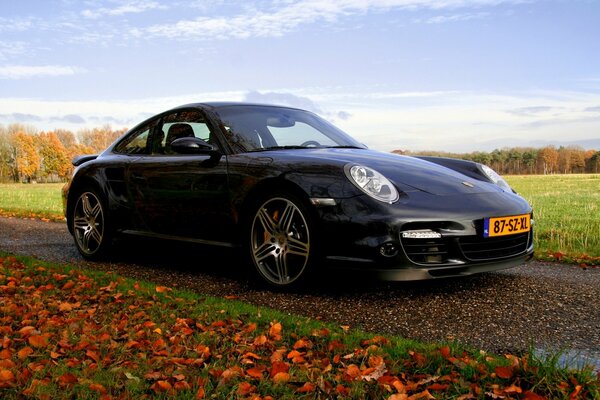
[327,145,364,149]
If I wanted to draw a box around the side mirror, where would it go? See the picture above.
[170,137,220,155]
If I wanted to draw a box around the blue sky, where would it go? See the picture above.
[1,0,599,152]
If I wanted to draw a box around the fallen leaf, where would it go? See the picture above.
[495,366,513,379]
[237,381,255,395]
[297,382,316,393]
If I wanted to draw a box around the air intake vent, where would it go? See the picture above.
[459,232,531,261]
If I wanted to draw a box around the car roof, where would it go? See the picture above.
[173,102,305,112]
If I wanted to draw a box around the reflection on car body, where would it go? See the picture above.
[63,102,533,288]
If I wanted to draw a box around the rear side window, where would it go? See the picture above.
[153,109,213,155]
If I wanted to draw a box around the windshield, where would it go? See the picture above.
[213,105,366,153]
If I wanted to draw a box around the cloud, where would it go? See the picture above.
[0,113,44,123]
[244,90,325,114]
[418,12,490,24]
[0,41,28,60]
[0,16,36,32]
[506,106,556,116]
[0,65,86,79]
[81,0,167,19]
[584,106,600,112]
[133,0,528,40]
[51,114,87,124]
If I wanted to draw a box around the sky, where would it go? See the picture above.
[1,0,599,153]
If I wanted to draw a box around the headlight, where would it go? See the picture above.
[344,164,399,204]
[480,164,512,192]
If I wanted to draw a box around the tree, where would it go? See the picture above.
[10,131,40,182]
[39,132,71,180]
[78,125,126,153]
[537,146,559,174]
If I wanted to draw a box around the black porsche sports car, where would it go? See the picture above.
[63,102,533,287]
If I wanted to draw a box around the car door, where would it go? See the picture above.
[126,109,234,244]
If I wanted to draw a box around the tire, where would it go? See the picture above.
[71,188,111,259]
[247,192,316,288]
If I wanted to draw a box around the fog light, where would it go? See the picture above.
[379,242,399,258]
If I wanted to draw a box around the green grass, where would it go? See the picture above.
[506,174,600,263]
[0,175,599,264]
[0,183,64,220]
[0,253,597,399]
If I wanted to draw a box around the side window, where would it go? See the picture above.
[114,121,156,155]
[154,109,212,155]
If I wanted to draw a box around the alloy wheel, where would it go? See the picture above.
[250,197,310,285]
[73,191,105,256]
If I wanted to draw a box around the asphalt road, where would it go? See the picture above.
[1,216,598,370]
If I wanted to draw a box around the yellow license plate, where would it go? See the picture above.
[484,214,531,238]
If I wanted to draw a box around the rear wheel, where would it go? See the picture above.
[248,193,315,288]
[72,188,111,259]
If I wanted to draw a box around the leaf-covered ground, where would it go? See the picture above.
[0,255,598,399]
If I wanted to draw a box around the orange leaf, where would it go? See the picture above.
[89,383,107,394]
[86,350,100,363]
[0,369,15,383]
[28,335,49,348]
[243,352,261,360]
[174,381,191,391]
[269,322,282,340]
[345,364,361,380]
[439,346,451,358]
[428,383,449,391]
[270,361,289,377]
[495,366,513,379]
[237,381,255,395]
[0,349,11,360]
[155,286,171,293]
[196,387,205,399]
[297,382,316,393]
[407,389,435,399]
[293,339,311,349]
[503,384,523,394]
[17,347,34,360]
[151,380,173,392]
[57,373,78,387]
[246,367,264,379]
[272,372,290,383]
[388,395,409,400]
[253,335,268,346]
[523,391,547,400]
[62,281,75,290]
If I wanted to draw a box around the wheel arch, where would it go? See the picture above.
[65,175,107,234]
[236,177,319,236]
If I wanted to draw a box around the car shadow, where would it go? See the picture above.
[96,235,514,299]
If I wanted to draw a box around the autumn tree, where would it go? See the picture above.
[0,126,11,182]
[78,125,126,153]
[39,131,71,180]
[537,146,559,174]
[10,130,40,182]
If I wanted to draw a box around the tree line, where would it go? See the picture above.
[393,146,600,175]
[0,124,126,183]
[1,123,599,183]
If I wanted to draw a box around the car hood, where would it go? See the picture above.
[264,148,502,196]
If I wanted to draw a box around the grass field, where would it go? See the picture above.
[0,175,599,264]
[0,183,64,221]
[506,174,600,263]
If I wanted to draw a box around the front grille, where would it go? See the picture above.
[459,232,530,261]
[400,230,531,266]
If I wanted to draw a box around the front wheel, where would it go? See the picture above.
[72,189,111,259]
[248,194,315,288]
